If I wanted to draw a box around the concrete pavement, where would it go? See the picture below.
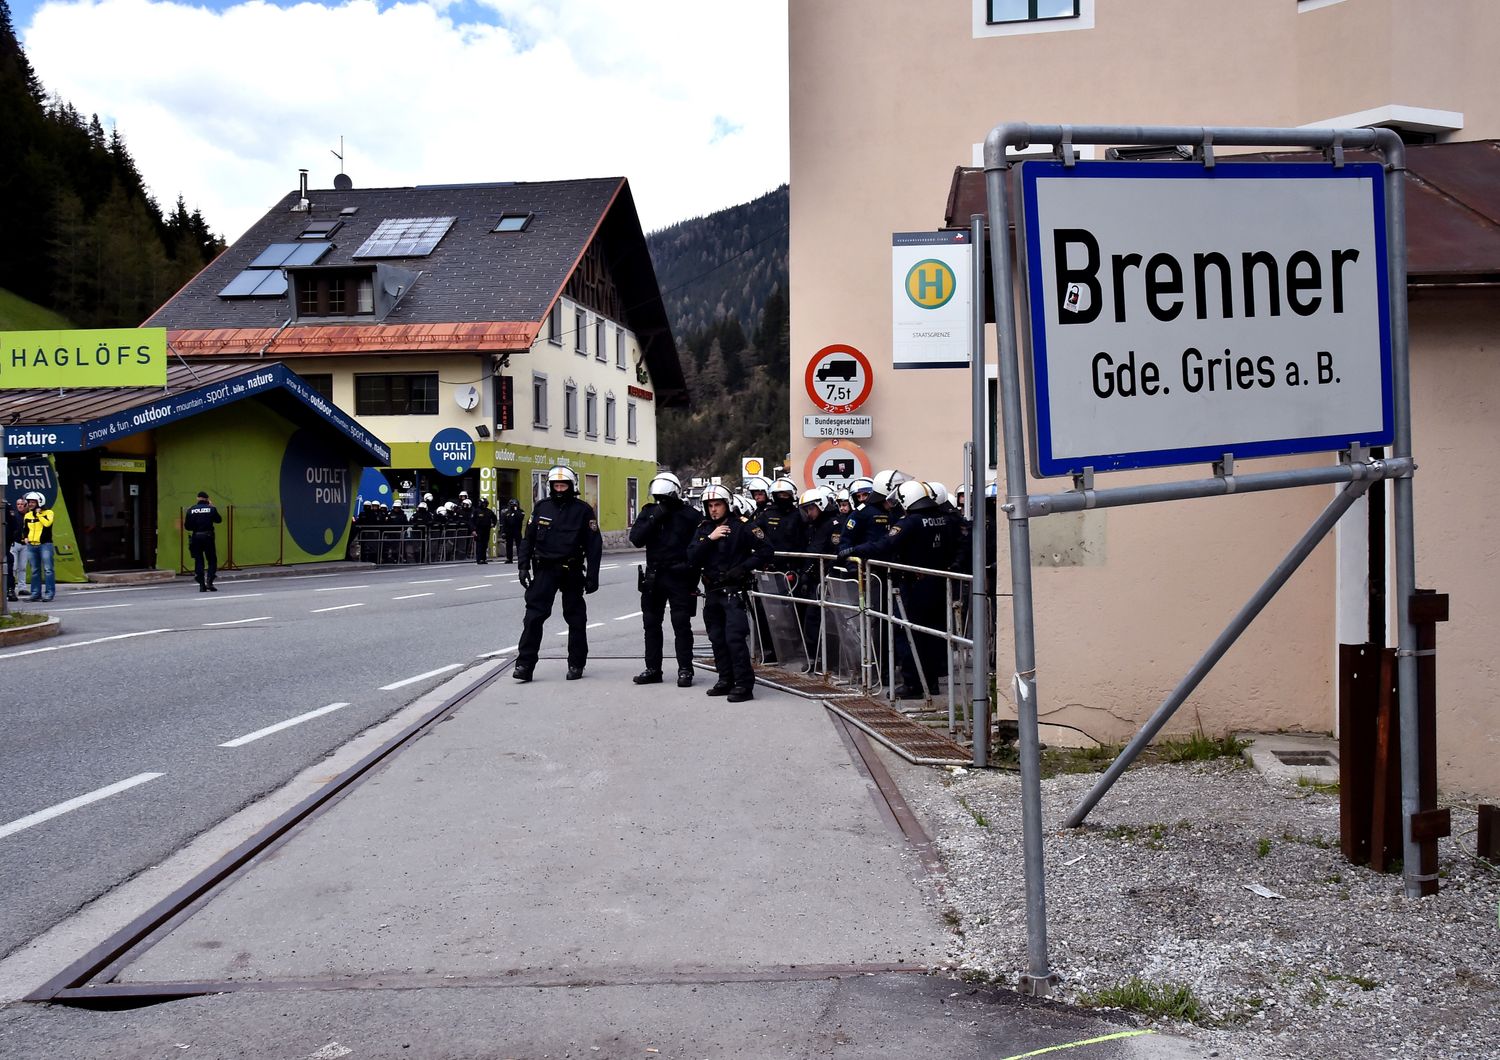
[2,655,1202,1059]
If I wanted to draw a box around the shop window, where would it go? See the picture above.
[355,372,438,415]
[626,476,639,524]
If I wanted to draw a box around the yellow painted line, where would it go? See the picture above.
[998,1029,1156,1060]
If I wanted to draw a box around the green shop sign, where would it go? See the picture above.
[1,327,168,389]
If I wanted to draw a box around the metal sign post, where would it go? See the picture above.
[968,215,990,771]
[981,122,1424,992]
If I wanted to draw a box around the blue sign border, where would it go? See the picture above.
[1018,159,1394,478]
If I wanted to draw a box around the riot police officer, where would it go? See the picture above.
[742,475,772,514]
[796,487,841,667]
[184,490,222,592]
[628,472,702,687]
[688,483,772,702]
[515,466,603,682]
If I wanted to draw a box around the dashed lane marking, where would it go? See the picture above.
[203,616,272,627]
[477,645,517,658]
[393,593,434,601]
[455,584,489,592]
[314,585,369,592]
[219,703,352,747]
[40,603,132,613]
[310,603,364,614]
[615,611,643,620]
[0,629,173,660]
[407,578,453,585]
[0,773,164,841]
[379,664,464,690]
[586,622,604,629]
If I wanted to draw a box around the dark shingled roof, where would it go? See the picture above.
[146,176,686,406]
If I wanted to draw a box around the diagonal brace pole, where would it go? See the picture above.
[1065,476,1375,828]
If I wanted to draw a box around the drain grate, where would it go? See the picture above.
[827,698,971,766]
[1274,750,1337,767]
[753,665,864,699]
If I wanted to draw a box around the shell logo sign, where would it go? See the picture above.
[740,457,764,479]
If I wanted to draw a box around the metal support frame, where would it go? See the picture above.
[981,122,1423,991]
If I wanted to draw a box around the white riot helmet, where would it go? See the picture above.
[895,480,934,510]
[928,482,950,506]
[834,488,851,504]
[459,491,468,499]
[25,491,46,505]
[701,483,733,506]
[847,476,874,500]
[731,494,755,517]
[769,477,797,501]
[798,487,830,513]
[546,465,579,494]
[649,472,682,499]
[423,493,434,503]
[871,469,907,497]
[742,474,771,497]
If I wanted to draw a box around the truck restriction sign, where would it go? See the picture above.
[805,344,873,414]
[803,439,873,492]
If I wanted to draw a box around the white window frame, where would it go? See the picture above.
[604,394,617,442]
[547,301,563,345]
[531,470,547,505]
[564,380,579,436]
[575,309,588,355]
[595,320,607,362]
[626,400,638,444]
[615,329,627,369]
[585,386,598,439]
[973,0,1092,37]
[531,371,549,429]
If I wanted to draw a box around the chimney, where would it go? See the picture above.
[292,169,310,212]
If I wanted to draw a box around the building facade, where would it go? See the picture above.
[789,0,1499,795]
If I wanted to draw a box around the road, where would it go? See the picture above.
[0,553,653,960]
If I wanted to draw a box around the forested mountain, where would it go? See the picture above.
[646,185,790,482]
[0,0,223,327]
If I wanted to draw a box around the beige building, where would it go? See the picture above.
[789,0,1498,796]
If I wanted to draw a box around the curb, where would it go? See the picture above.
[0,615,61,648]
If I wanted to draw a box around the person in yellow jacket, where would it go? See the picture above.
[21,491,56,603]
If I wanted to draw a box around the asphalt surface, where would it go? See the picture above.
[0,553,651,961]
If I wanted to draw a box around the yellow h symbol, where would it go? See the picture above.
[906,259,956,309]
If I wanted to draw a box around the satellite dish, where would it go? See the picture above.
[456,385,480,411]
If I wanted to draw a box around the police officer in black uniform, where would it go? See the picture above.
[688,483,772,702]
[471,497,497,563]
[184,490,223,592]
[628,472,701,687]
[795,486,841,667]
[845,480,959,698]
[515,466,603,682]
[501,499,525,563]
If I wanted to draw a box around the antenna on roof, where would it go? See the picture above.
[331,136,344,174]
[330,137,353,191]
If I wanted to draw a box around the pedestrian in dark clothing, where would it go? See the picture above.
[501,499,525,563]
[514,467,603,682]
[2,497,21,602]
[795,487,841,667]
[471,497,497,563]
[688,484,772,702]
[184,491,222,592]
[628,472,702,687]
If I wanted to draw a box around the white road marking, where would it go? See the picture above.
[315,585,369,592]
[42,603,132,613]
[586,622,604,629]
[477,645,518,658]
[615,611,643,620]
[483,573,513,579]
[393,593,434,601]
[310,603,364,614]
[599,564,620,570]
[379,664,464,690]
[203,616,272,627]
[455,584,489,592]
[207,593,264,600]
[0,629,172,661]
[0,773,164,841]
[408,578,453,585]
[219,703,351,748]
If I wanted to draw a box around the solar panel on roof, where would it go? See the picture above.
[218,269,289,298]
[250,243,331,268]
[353,216,456,258]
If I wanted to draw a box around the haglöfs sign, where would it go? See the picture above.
[1019,160,1393,477]
[1,328,168,389]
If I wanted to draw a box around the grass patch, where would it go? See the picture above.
[1327,972,1379,991]
[1102,823,1169,850]
[956,795,990,829]
[1150,732,1249,763]
[1256,837,1272,858]
[941,907,962,932]
[0,611,48,630]
[1297,776,1340,796]
[0,287,73,331]
[1282,831,1335,849]
[1080,977,1205,1024]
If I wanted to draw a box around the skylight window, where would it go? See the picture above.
[353,216,456,258]
[494,212,534,233]
[250,243,332,268]
[300,219,343,239]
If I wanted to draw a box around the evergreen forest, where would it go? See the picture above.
[0,0,224,329]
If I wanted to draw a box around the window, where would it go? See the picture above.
[531,372,549,428]
[595,320,607,362]
[564,381,579,435]
[300,373,334,402]
[295,272,374,317]
[627,400,638,444]
[987,0,1077,23]
[354,373,438,416]
[300,219,342,239]
[531,470,547,506]
[585,387,598,438]
[353,216,456,258]
[547,301,563,346]
[626,477,639,525]
[493,212,533,233]
[615,329,626,369]
[604,395,617,442]
[575,309,588,354]
[585,473,600,510]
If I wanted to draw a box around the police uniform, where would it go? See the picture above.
[183,494,223,591]
[688,506,772,698]
[628,496,702,684]
[515,491,603,679]
[797,504,843,666]
[471,499,498,563]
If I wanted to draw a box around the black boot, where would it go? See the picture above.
[727,687,755,703]
[677,668,694,688]
[513,666,533,682]
[705,682,732,697]
[566,666,585,680]
[633,669,663,685]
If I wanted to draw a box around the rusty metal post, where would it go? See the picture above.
[1478,806,1499,863]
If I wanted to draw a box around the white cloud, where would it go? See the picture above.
[22,0,789,241]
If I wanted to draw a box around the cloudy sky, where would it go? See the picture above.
[12,0,789,242]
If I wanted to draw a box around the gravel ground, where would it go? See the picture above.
[890,751,1500,1059]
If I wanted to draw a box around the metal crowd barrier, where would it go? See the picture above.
[750,551,979,742]
[351,526,477,565]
